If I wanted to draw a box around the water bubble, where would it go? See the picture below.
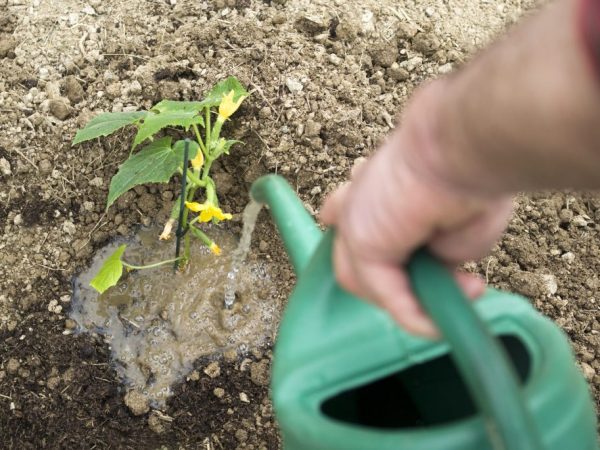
[224,292,236,309]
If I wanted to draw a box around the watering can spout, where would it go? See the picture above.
[250,175,322,275]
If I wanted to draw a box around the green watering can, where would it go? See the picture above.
[250,174,598,450]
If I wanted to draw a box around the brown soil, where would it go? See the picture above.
[1,0,597,447]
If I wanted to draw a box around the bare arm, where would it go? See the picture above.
[322,0,600,336]
[425,0,600,194]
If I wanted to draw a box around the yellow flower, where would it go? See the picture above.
[190,148,204,170]
[185,201,233,222]
[209,242,221,255]
[218,90,246,121]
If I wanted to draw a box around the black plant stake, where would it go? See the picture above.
[174,139,190,270]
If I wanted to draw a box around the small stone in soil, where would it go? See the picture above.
[250,359,270,387]
[235,429,248,443]
[64,76,85,104]
[124,389,150,416]
[572,215,590,227]
[259,106,272,119]
[559,209,573,224]
[259,240,268,252]
[204,361,221,378]
[213,387,225,398]
[387,63,410,81]
[397,22,419,39]
[0,37,17,58]
[286,77,303,93]
[223,349,238,362]
[6,358,20,374]
[438,63,453,74]
[294,16,328,35]
[370,42,398,68]
[47,376,60,390]
[148,411,168,434]
[39,159,52,175]
[580,362,596,381]
[0,158,12,176]
[304,119,321,137]
[48,99,72,120]
[561,252,575,264]
[510,271,548,298]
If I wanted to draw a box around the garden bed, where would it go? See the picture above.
[1,0,598,447]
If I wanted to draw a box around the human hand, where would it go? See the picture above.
[321,82,513,337]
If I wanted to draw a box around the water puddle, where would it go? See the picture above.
[70,225,279,407]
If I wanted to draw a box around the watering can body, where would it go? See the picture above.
[250,175,598,450]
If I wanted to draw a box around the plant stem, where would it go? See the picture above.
[201,157,214,182]
[205,106,211,155]
[177,167,206,187]
[170,196,182,220]
[190,225,214,247]
[123,257,181,271]
[205,177,218,206]
[183,182,200,263]
[212,117,224,143]
[192,123,207,156]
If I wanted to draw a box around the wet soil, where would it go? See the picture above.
[1,0,598,448]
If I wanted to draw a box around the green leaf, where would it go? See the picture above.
[152,100,205,114]
[201,76,249,107]
[90,245,127,294]
[72,111,147,145]
[107,137,196,209]
[222,139,241,155]
[213,139,242,158]
[132,110,204,149]
[173,139,200,160]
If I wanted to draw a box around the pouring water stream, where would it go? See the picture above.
[224,199,263,308]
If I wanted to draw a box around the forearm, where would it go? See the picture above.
[424,0,600,195]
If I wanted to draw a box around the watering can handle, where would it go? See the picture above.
[407,249,543,450]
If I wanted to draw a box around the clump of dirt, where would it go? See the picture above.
[4,0,599,447]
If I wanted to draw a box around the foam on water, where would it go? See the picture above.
[70,225,279,407]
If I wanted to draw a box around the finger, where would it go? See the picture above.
[351,156,368,179]
[320,182,350,225]
[429,197,513,263]
[454,271,486,300]
[351,257,438,337]
[332,236,367,298]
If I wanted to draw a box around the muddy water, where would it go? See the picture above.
[70,226,279,407]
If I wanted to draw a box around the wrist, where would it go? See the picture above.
[392,80,490,198]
